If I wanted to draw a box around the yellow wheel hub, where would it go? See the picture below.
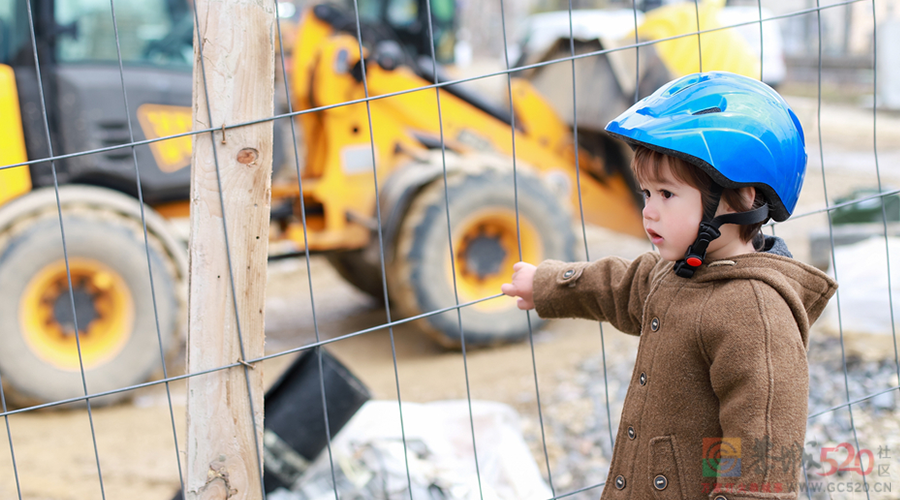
[451,208,542,311]
[20,258,135,371]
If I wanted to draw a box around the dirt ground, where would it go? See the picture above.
[2,96,900,500]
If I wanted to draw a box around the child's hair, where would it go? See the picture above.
[632,146,767,244]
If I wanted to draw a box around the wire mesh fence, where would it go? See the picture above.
[1,0,899,498]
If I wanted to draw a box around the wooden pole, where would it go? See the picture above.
[186,0,274,497]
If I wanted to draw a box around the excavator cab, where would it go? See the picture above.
[3,0,194,201]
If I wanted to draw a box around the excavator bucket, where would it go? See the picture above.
[637,0,760,80]
[513,1,764,134]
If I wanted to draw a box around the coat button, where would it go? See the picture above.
[615,475,626,489]
[639,372,647,385]
[714,496,727,500]
[627,426,635,439]
[563,269,575,279]
[654,474,668,490]
[650,317,660,331]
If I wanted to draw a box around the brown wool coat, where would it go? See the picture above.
[533,250,837,500]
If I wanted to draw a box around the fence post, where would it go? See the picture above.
[186,0,274,497]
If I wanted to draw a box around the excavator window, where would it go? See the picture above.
[0,3,11,63]
[53,0,192,66]
[385,0,416,28]
[0,0,29,65]
[349,0,455,64]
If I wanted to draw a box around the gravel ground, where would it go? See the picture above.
[518,329,636,498]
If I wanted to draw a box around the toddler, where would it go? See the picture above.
[502,72,837,500]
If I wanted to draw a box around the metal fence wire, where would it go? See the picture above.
[1,0,899,498]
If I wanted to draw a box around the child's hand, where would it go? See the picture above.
[501,262,537,310]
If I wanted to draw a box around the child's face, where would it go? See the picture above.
[639,158,704,262]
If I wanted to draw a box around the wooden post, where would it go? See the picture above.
[186,0,274,498]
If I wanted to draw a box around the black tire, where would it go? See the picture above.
[326,248,387,303]
[0,204,181,407]
[389,169,576,347]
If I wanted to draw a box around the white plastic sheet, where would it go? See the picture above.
[274,400,553,500]
[821,236,900,360]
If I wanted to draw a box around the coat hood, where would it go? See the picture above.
[689,236,837,349]
[759,233,792,257]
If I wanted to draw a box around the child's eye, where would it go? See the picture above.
[640,189,650,200]
[660,190,673,199]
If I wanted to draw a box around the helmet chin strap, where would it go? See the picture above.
[673,185,770,278]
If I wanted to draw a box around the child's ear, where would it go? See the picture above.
[720,186,757,214]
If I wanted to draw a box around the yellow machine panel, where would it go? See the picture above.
[137,103,193,173]
[0,64,32,206]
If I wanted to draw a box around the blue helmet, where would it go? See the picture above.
[605,71,806,222]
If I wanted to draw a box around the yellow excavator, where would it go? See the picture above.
[0,0,758,406]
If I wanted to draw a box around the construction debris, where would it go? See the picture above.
[270,400,553,500]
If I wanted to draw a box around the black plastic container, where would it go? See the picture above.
[171,347,370,498]
[262,347,370,492]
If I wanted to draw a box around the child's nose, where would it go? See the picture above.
[642,202,658,221]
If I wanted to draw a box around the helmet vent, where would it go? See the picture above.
[693,107,722,115]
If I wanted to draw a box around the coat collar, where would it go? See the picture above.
[669,239,838,350]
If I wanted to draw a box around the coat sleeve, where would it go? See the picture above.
[531,252,662,335]
[701,280,809,500]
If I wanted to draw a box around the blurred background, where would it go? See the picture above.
[1,0,899,498]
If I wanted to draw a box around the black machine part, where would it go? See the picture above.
[17,64,287,204]
[17,63,194,203]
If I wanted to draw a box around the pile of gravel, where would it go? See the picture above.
[804,336,900,498]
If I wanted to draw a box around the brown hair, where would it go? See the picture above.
[631,146,767,244]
